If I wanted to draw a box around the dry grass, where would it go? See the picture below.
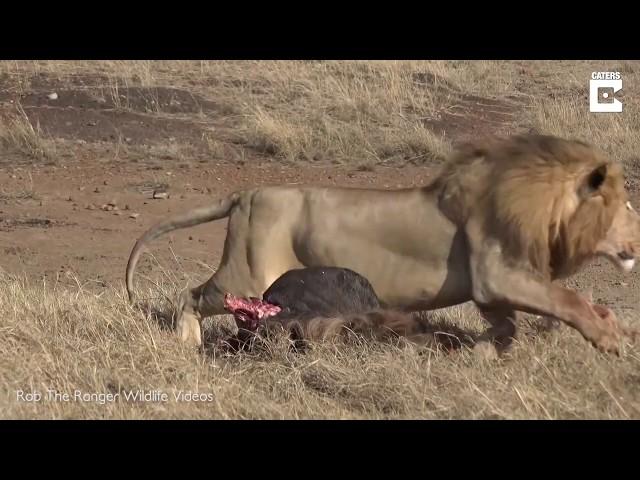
[1,272,639,420]
[0,171,40,203]
[3,60,639,166]
[0,61,474,165]
[0,103,54,160]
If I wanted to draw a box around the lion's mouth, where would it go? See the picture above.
[618,251,634,261]
[615,251,636,272]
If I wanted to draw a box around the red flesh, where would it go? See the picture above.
[223,293,282,331]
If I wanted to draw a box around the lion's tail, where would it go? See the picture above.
[125,192,240,302]
[267,310,424,343]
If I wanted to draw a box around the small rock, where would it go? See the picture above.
[125,137,132,144]
[129,213,140,219]
[103,180,109,185]
[152,191,169,200]
[85,204,96,210]
[67,196,73,202]
[124,204,130,210]
[78,186,85,192]
[113,211,122,216]
[189,236,193,240]
[94,187,101,193]
[87,121,97,127]
[47,92,58,101]
[180,194,186,199]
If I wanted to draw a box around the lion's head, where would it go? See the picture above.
[593,199,640,273]
[547,147,640,278]
[441,135,640,279]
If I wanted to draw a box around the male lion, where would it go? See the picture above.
[126,134,640,354]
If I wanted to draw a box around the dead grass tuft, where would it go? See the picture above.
[0,104,54,160]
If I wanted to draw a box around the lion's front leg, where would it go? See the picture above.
[466,220,623,355]
[471,263,622,354]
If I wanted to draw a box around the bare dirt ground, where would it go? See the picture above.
[1,61,640,419]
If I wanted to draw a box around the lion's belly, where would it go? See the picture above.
[292,231,472,310]
[287,189,472,310]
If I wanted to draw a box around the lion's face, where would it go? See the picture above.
[596,201,640,272]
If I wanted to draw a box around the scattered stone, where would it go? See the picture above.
[78,186,85,192]
[103,180,109,185]
[113,211,122,216]
[67,196,73,202]
[152,191,169,199]
[129,213,140,219]
[100,202,118,212]
[47,92,58,100]
[85,204,97,210]
[189,236,193,240]
[124,204,130,210]
[94,187,101,193]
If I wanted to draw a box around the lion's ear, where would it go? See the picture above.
[579,164,608,198]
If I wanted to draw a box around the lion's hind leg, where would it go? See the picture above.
[175,284,206,347]
[174,276,232,346]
